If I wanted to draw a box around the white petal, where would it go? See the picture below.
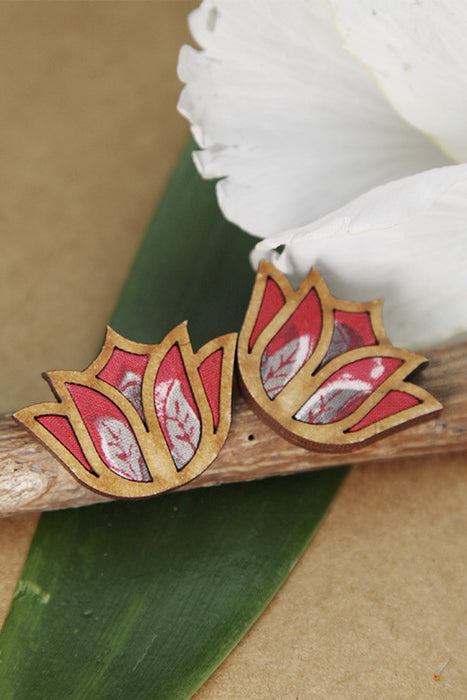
[177,0,449,239]
[253,165,467,348]
[331,0,467,163]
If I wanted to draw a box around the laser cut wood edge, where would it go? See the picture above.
[13,327,238,500]
[0,342,466,517]
[237,261,443,451]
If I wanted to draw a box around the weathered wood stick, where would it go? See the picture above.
[0,343,465,517]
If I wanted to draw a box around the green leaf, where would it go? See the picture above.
[111,143,256,346]
[0,142,348,699]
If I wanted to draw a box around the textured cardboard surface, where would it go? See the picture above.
[196,455,467,699]
[1,3,466,698]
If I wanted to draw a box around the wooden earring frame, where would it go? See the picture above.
[237,260,442,453]
[14,323,237,499]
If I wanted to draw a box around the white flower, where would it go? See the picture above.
[178,0,467,349]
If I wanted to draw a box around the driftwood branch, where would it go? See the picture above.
[1,343,465,517]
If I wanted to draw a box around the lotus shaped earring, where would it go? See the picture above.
[14,324,237,498]
[14,262,444,499]
[237,261,442,452]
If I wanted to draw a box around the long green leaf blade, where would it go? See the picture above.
[0,473,345,699]
[111,141,256,345]
[0,143,347,699]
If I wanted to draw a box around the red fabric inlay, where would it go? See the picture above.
[295,356,403,424]
[154,344,201,470]
[320,310,376,367]
[349,390,420,432]
[249,277,285,351]
[334,310,376,345]
[260,288,322,398]
[155,345,198,417]
[98,348,150,420]
[198,349,223,431]
[265,288,322,360]
[36,414,94,473]
[66,383,151,482]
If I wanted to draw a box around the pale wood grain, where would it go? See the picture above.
[0,342,465,517]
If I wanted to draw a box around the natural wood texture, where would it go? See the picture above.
[1,341,465,516]
[238,261,442,452]
[1,6,465,698]
[13,325,236,500]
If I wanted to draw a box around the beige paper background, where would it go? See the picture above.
[1,3,466,698]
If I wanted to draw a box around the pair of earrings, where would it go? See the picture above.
[14,261,441,499]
